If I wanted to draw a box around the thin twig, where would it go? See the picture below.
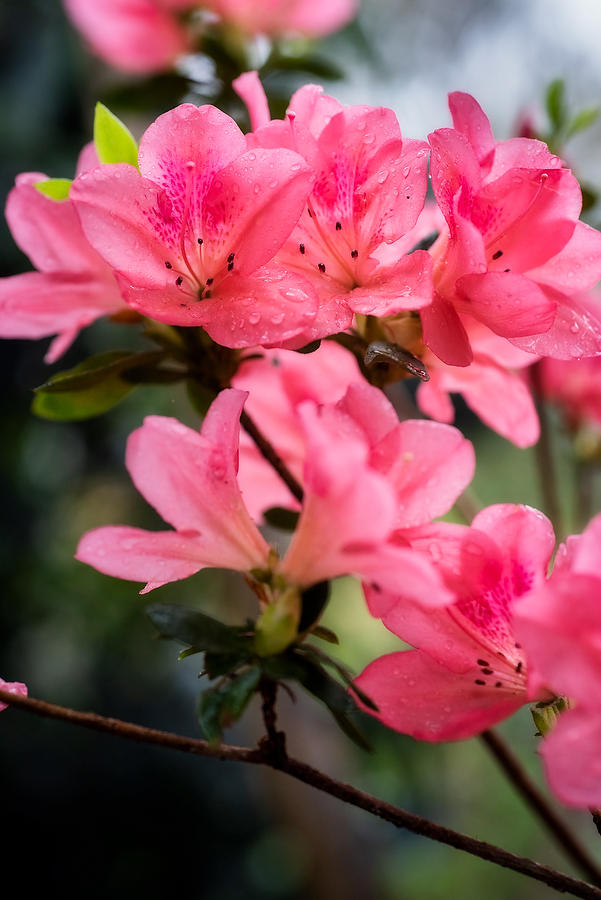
[1,689,601,900]
[482,729,601,885]
[530,362,564,537]
[240,409,304,503]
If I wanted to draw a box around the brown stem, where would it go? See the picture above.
[259,680,287,763]
[2,689,601,900]
[482,730,601,885]
[240,409,304,503]
[530,361,564,536]
[591,811,601,839]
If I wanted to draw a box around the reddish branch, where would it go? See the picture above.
[2,688,601,900]
[240,408,304,502]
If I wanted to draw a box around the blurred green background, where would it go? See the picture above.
[1,1,601,898]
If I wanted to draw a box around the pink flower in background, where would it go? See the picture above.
[357,505,555,740]
[537,322,601,431]
[77,387,454,608]
[63,0,195,74]
[71,103,319,348]
[0,678,27,711]
[234,75,433,345]
[0,148,126,363]
[514,513,601,807]
[206,0,357,38]
[426,92,601,366]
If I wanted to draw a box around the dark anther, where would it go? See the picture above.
[477,659,489,666]
[351,249,359,259]
[180,303,188,308]
[504,267,511,273]
[307,208,313,218]
[299,243,305,254]
[406,194,411,199]
[206,277,214,286]
[175,276,183,286]
[197,238,203,245]
[515,642,522,649]
[335,221,342,231]
[475,679,486,686]
[228,262,234,271]
[205,290,212,299]
[495,681,502,688]
[318,262,326,273]
[515,661,523,674]
[227,252,235,263]
[492,249,503,259]
[371,583,382,593]
[481,668,494,675]
[165,261,173,269]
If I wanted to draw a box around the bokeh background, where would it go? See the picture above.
[2,1,601,897]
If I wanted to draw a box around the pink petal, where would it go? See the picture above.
[356,650,524,741]
[510,287,601,359]
[0,678,27,712]
[541,709,601,808]
[6,175,110,274]
[138,104,246,200]
[0,271,123,341]
[470,504,555,584]
[347,251,433,316]
[287,84,344,138]
[233,71,271,130]
[428,128,482,226]
[420,293,473,366]
[457,272,557,338]
[448,92,495,168]
[416,379,455,424]
[124,392,270,570]
[514,572,601,705]
[202,148,314,276]
[527,222,601,293]
[76,526,210,592]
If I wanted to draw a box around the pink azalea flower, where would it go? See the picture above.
[0,678,27,711]
[206,0,357,39]
[76,387,453,610]
[0,147,126,363]
[514,513,601,807]
[356,505,556,740]
[426,92,601,367]
[537,322,601,432]
[233,74,433,345]
[71,104,320,348]
[63,0,195,74]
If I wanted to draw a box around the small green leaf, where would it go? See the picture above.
[94,102,139,167]
[546,78,566,131]
[263,507,300,531]
[311,626,339,645]
[147,603,249,654]
[198,666,261,743]
[32,370,135,421]
[35,350,166,394]
[34,178,72,200]
[203,650,253,679]
[567,107,600,139]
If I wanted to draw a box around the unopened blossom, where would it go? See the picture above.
[71,103,320,348]
[0,146,126,362]
[233,74,433,345]
[77,388,453,611]
[514,513,601,807]
[63,0,195,74]
[356,505,555,740]
[0,678,27,711]
[426,92,601,366]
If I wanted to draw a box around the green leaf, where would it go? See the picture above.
[198,666,261,743]
[263,507,300,531]
[186,379,216,417]
[567,107,600,139]
[546,78,566,131]
[34,178,72,200]
[298,580,330,633]
[35,350,166,394]
[310,625,339,645]
[203,651,251,679]
[147,603,249,654]
[94,101,139,167]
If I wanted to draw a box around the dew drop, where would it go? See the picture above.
[570,321,580,334]
[363,132,376,144]
[248,311,261,325]
[402,165,411,178]
[377,170,389,184]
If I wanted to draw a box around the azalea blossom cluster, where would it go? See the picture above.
[63,0,358,73]
[3,74,601,811]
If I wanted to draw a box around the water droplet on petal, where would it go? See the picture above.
[248,311,261,325]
